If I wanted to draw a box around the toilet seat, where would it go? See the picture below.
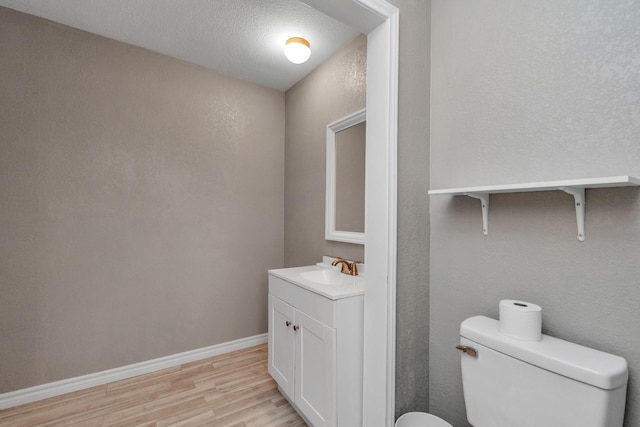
[395,412,453,427]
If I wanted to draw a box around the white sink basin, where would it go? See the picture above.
[268,263,364,300]
[299,269,358,285]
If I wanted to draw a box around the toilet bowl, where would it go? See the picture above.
[395,412,453,427]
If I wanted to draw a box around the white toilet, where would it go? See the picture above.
[395,412,453,427]
[398,315,628,427]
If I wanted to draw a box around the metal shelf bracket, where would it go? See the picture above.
[465,192,489,236]
[559,186,586,242]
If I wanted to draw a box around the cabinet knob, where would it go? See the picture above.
[293,325,299,331]
[285,321,291,327]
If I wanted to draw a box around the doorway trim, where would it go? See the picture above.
[300,1,399,425]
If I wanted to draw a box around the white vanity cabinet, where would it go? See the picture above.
[268,267,364,427]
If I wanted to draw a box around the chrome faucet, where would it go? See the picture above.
[331,257,361,276]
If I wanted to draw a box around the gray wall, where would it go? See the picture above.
[284,35,367,267]
[430,1,640,426]
[392,0,432,419]
[0,7,284,393]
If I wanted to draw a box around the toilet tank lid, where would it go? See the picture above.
[460,316,628,390]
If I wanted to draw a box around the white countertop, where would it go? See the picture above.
[268,263,365,300]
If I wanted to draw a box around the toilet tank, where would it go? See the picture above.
[459,316,628,427]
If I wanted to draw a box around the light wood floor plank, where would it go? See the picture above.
[0,344,307,426]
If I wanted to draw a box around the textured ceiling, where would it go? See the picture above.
[0,0,362,91]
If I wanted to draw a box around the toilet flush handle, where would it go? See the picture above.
[456,345,478,358]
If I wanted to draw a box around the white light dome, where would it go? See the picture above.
[284,37,311,64]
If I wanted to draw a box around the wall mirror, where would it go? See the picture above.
[325,108,366,244]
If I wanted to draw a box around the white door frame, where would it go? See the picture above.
[301,1,399,425]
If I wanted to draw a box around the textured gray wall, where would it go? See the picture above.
[392,0,432,419]
[284,35,366,267]
[0,7,284,392]
[430,1,640,426]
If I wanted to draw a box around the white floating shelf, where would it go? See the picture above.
[428,176,640,241]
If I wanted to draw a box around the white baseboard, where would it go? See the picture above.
[0,333,268,410]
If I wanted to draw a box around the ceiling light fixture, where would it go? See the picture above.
[284,37,311,64]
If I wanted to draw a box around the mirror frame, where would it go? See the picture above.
[325,108,366,244]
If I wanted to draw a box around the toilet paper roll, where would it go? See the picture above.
[499,299,542,341]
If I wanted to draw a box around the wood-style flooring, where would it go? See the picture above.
[0,344,307,427]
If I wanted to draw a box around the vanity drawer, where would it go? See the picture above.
[269,274,336,327]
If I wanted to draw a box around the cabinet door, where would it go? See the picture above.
[295,310,337,427]
[268,295,295,398]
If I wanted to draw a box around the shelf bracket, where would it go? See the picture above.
[559,186,585,242]
[464,192,489,236]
